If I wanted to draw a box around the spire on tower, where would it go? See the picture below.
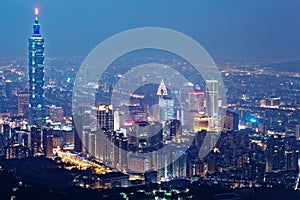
[157,80,168,97]
[33,8,40,35]
[35,8,39,16]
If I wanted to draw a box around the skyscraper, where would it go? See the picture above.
[97,104,114,131]
[43,126,53,157]
[206,80,222,133]
[28,8,45,126]
[159,97,175,121]
[17,91,30,116]
[188,91,205,113]
[205,80,219,117]
[5,80,13,98]
[157,80,175,121]
[31,125,42,156]
[224,110,239,131]
[188,91,207,132]
[166,119,181,139]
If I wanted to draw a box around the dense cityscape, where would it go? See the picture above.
[1,2,300,200]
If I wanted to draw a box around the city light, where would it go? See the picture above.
[35,8,39,15]
[1,3,300,200]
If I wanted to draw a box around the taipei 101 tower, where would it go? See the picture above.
[28,8,45,126]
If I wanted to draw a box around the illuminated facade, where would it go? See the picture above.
[205,80,219,117]
[159,97,175,121]
[17,91,30,116]
[206,80,221,132]
[28,8,45,126]
[157,80,175,121]
[188,91,206,131]
[260,97,281,108]
[97,104,114,131]
[189,91,205,113]
[188,112,208,132]
[46,105,64,122]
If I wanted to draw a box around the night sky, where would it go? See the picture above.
[1,0,300,61]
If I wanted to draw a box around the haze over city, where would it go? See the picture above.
[1,1,300,200]
[1,0,300,61]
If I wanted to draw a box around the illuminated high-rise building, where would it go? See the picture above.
[97,104,114,131]
[189,91,205,113]
[43,127,53,157]
[205,80,222,133]
[18,91,30,116]
[188,113,208,132]
[205,80,219,117]
[223,110,239,131]
[166,119,181,140]
[28,8,45,126]
[159,97,175,121]
[188,91,206,131]
[157,80,175,121]
[31,125,43,156]
[5,80,13,98]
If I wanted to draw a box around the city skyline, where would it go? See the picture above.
[1,3,300,200]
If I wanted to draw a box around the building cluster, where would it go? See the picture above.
[0,7,300,192]
[0,9,75,160]
[77,78,237,182]
[1,124,74,159]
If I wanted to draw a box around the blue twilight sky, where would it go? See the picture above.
[0,0,300,62]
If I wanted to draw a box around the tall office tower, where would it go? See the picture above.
[72,113,83,152]
[31,125,42,156]
[189,91,205,113]
[205,80,219,117]
[5,80,13,98]
[43,126,53,157]
[3,124,11,146]
[128,121,163,153]
[157,80,175,121]
[96,130,113,164]
[81,129,98,157]
[166,119,181,140]
[90,106,110,158]
[188,113,209,132]
[28,8,45,126]
[205,80,221,134]
[284,136,298,171]
[266,136,285,172]
[114,110,120,131]
[159,97,175,121]
[223,110,239,132]
[18,91,30,116]
[63,131,75,149]
[169,149,187,178]
[188,91,206,132]
[156,144,187,179]
[112,132,128,170]
[97,104,114,131]
[88,131,96,156]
